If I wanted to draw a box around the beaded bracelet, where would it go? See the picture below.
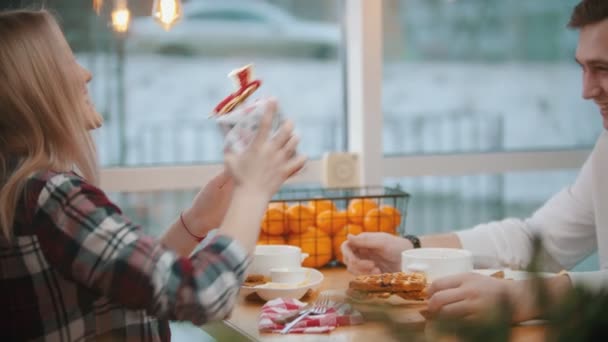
[180,212,206,242]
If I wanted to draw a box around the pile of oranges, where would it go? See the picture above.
[257,198,402,268]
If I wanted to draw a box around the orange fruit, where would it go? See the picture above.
[287,227,332,268]
[286,204,315,234]
[332,224,364,264]
[261,207,286,236]
[363,208,396,234]
[268,202,289,211]
[307,199,337,215]
[347,198,378,224]
[316,210,348,236]
[257,233,286,245]
[268,202,289,226]
[380,205,402,230]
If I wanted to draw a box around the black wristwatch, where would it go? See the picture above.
[404,234,421,248]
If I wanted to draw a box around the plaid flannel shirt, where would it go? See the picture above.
[0,171,251,341]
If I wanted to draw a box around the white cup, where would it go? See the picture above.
[401,248,473,282]
[247,245,309,277]
[270,267,308,284]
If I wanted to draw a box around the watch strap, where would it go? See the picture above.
[404,234,421,249]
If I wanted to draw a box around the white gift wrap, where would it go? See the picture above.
[215,98,283,153]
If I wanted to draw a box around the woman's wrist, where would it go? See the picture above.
[233,184,273,203]
[181,207,212,238]
[216,186,270,251]
[180,211,207,242]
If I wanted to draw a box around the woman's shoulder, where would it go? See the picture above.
[16,171,98,225]
[26,170,103,204]
[30,169,83,182]
[28,170,89,189]
[26,170,120,215]
[27,170,74,194]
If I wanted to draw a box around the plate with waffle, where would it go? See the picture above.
[346,272,428,305]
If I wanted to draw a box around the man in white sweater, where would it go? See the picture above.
[342,0,608,322]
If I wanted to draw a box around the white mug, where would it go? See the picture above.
[401,248,473,282]
[269,267,308,284]
[247,245,309,277]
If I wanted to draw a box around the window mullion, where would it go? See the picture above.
[344,0,384,186]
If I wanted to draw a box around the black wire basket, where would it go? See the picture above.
[258,186,411,268]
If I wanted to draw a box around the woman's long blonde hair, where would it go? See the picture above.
[0,10,99,239]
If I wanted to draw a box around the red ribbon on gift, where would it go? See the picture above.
[213,64,262,116]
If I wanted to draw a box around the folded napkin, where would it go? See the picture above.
[258,298,364,334]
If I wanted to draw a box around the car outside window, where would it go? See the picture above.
[189,10,267,23]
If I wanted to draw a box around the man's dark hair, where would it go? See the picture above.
[569,0,608,28]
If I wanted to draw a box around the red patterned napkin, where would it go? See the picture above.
[258,298,364,334]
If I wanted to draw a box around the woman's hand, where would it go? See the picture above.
[341,232,411,275]
[216,100,307,251]
[223,100,307,200]
[182,170,235,237]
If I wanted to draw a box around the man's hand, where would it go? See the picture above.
[427,273,512,321]
[426,272,572,322]
[341,232,411,275]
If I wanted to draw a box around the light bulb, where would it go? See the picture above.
[152,0,183,31]
[111,0,131,33]
[93,0,103,15]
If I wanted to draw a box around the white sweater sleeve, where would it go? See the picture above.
[456,154,596,272]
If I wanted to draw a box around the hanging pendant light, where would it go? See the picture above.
[111,0,131,33]
[93,0,103,15]
[152,0,183,31]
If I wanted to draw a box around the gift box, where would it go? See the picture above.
[215,97,284,153]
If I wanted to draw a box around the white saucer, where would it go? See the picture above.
[240,267,324,301]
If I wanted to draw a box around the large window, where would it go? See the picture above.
[382,0,602,156]
[4,1,596,263]
[37,0,345,167]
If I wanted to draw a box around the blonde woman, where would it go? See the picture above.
[0,9,305,341]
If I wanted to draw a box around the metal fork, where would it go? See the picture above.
[280,294,331,334]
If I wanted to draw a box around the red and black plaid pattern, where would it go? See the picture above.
[0,171,251,341]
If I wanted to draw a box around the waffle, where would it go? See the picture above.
[349,272,426,292]
[243,274,270,287]
[347,272,427,302]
